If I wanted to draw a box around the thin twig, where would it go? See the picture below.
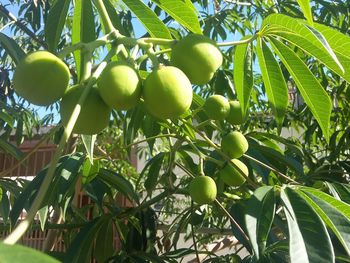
[191,202,201,263]
[0,4,47,48]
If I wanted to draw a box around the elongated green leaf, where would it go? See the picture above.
[332,183,350,204]
[99,169,139,203]
[0,243,59,263]
[0,33,25,64]
[121,0,172,39]
[152,0,201,34]
[45,0,71,52]
[268,37,332,141]
[72,0,96,80]
[233,38,253,116]
[144,152,165,193]
[0,138,24,160]
[296,0,313,25]
[95,218,114,263]
[298,190,350,256]
[245,186,274,259]
[81,134,96,164]
[314,23,350,83]
[262,14,344,76]
[103,0,130,36]
[64,217,105,263]
[300,186,350,219]
[256,37,288,127]
[281,187,334,263]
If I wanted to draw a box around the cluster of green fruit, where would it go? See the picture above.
[189,131,249,205]
[12,34,223,135]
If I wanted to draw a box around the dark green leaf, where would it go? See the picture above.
[45,0,71,52]
[268,37,332,141]
[0,33,26,64]
[234,37,253,116]
[281,187,334,263]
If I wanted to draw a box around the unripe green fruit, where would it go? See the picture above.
[203,95,230,120]
[226,100,244,125]
[219,159,248,187]
[171,34,223,85]
[143,66,192,120]
[60,85,111,135]
[189,176,217,205]
[97,62,141,110]
[221,131,249,158]
[13,51,70,106]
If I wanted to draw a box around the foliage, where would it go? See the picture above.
[0,0,350,262]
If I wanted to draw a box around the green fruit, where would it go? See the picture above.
[221,131,249,158]
[219,159,248,187]
[60,85,111,135]
[97,61,141,110]
[189,176,217,205]
[203,94,230,120]
[171,34,223,85]
[13,51,70,106]
[143,66,192,120]
[226,100,244,125]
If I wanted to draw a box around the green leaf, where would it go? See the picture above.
[38,205,49,231]
[296,0,313,25]
[64,217,105,263]
[0,33,25,64]
[331,183,350,204]
[233,37,253,116]
[95,218,114,263]
[0,138,24,160]
[297,189,350,256]
[121,0,172,39]
[45,0,71,52]
[256,37,288,127]
[0,243,59,263]
[268,37,332,141]
[152,0,201,34]
[314,23,350,83]
[300,186,350,220]
[245,186,275,259]
[72,0,96,80]
[262,14,344,76]
[103,0,130,36]
[81,134,96,164]
[99,169,139,203]
[144,152,166,193]
[281,187,334,263]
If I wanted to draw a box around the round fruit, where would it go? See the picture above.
[189,176,217,205]
[97,61,141,110]
[221,131,249,158]
[219,159,248,187]
[13,51,70,106]
[171,34,223,85]
[203,94,230,120]
[226,100,244,125]
[143,66,192,120]
[60,85,111,135]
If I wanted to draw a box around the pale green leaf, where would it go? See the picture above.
[121,0,172,39]
[262,14,344,76]
[45,0,71,52]
[268,37,332,141]
[233,37,253,117]
[81,134,96,164]
[300,186,350,220]
[296,0,313,25]
[281,187,335,263]
[152,0,201,34]
[298,189,350,256]
[0,243,59,263]
[256,37,288,127]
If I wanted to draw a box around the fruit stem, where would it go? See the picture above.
[136,48,172,64]
[92,0,116,35]
[217,34,257,47]
[243,154,299,184]
[123,133,178,149]
[80,52,92,82]
[146,46,160,68]
[138,38,176,46]
[3,53,111,245]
